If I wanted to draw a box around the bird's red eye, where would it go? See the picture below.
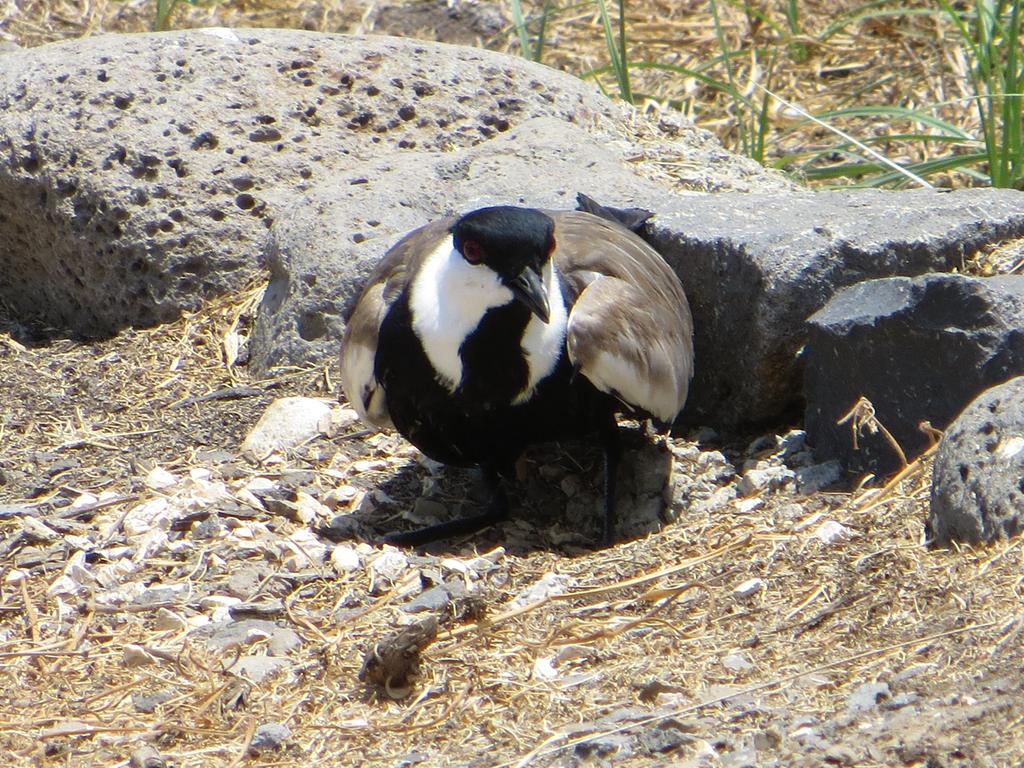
[462,240,484,265]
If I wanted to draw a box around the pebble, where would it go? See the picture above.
[129,744,166,768]
[722,653,754,672]
[331,544,362,573]
[733,578,764,599]
[248,721,292,753]
[368,549,410,585]
[241,396,333,461]
[230,655,292,684]
[403,585,451,614]
[509,572,576,609]
[846,681,891,715]
[132,690,175,714]
[813,520,852,545]
[796,460,842,494]
[145,467,179,490]
[409,497,447,524]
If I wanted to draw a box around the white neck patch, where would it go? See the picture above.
[409,236,515,391]
[514,260,567,404]
[408,236,568,401]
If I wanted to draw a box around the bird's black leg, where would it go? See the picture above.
[383,465,509,548]
[599,416,621,547]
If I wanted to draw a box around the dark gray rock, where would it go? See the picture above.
[256,171,1024,428]
[805,273,1024,476]
[646,189,1024,427]
[131,689,175,714]
[0,28,771,337]
[928,375,1024,546]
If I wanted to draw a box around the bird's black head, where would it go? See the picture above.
[450,206,556,322]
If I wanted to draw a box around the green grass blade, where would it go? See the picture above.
[509,0,534,60]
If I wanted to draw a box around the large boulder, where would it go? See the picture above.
[0,27,774,337]
[256,182,1024,428]
[928,376,1024,546]
[804,273,1024,476]
[248,115,683,370]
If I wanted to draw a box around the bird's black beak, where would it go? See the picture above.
[506,266,550,323]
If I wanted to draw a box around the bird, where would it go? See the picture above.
[340,195,693,547]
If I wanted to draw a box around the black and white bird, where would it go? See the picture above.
[340,197,693,546]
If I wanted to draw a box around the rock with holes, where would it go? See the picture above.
[928,376,1024,546]
[0,27,774,338]
[257,171,1024,428]
[804,273,1024,477]
[247,115,692,371]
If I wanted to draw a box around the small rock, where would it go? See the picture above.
[638,719,695,754]
[131,690,175,714]
[928,375,1024,545]
[795,460,842,494]
[241,397,333,461]
[229,599,285,620]
[824,744,858,766]
[331,544,362,573]
[883,692,920,710]
[846,681,890,715]
[229,655,292,684]
[737,464,794,496]
[369,548,410,583]
[190,514,224,540]
[402,585,450,614]
[248,722,291,753]
[281,528,329,571]
[152,608,186,632]
[733,497,764,514]
[394,752,430,768]
[813,520,852,545]
[324,484,362,509]
[123,644,155,668]
[733,578,764,599]
[129,744,166,768]
[722,653,754,672]
[409,497,448,525]
[144,467,179,490]
[508,572,576,609]
[202,619,301,653]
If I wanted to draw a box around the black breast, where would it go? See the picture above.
[375,293,607,473]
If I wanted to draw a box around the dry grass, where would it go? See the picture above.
[1,289,1023,766]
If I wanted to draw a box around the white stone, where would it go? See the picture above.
[145,466,180,490]
[733,578,764,598]
[813,520,852,544]
[330,545,362,574]
[123,644,154,668]
[241,396,334,460]
[509,572,576,609]
[734,497,764,514]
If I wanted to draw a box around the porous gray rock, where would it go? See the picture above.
[256,171,1024,428]
[928,376,1024,546]
[805,273,1024,476]
[248,115,684,371]
[0,27,772,337]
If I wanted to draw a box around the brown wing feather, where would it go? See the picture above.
[340,217,454,425]
[549,211,694,422]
